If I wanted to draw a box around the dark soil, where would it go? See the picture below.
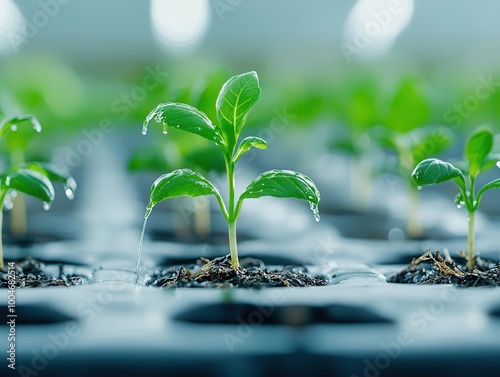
[149,255,328,288]
[0,258,87,288]
[389,250,500,287]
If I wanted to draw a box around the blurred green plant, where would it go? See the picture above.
[412,126,500,271]
[0,115,76,268]
[141,71,320,269]
[377,77,453,237]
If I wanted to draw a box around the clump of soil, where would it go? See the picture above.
[0,258,86,288]
[149,255,328,288]
[390,250,500,287]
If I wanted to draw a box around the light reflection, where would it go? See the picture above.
[150,0,210,54]
[0,0,25,55]
[342,0,414,60]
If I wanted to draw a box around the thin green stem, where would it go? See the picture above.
[467,210,475,271]
[228,221,238,269]
[0,189,7,269]
[225,155,239,269]
[407,185,422,238]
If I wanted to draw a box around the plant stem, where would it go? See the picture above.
[226,159,239,269]
[407,186,422,238]
[467,210,475,271]
[0,209,3,269]
[0,189,6,269]
[10,149,27,236]
[228,221,238,269]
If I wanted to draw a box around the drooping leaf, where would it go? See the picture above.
[143,103,224,146]
[146,169,223,218]
[411,158,464,187]
[23,162,77,199]
[0,114,42,138]
[3,168,55,204]
[216,71,261,150]
[239,170,320,220]
[233,136,267,162]
[465,127,493,177]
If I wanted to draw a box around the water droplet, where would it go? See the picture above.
[457,204,461,209]
[142,120,148,135]
[32,119,42,132]
[309,202,320,222]
[162,124,168,135]
[5,176,11,186]
[42,201,51,211]
[417,186,422,191]
[10,125,17,132]
[497,161,500,168]
[65,187,74,200]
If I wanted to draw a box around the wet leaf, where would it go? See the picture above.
[3,168,55,204]
[239,170,320,221]
[412,158,464,187]
[146,169,222,218]
[216,71,261,149]
[23,162,76,199]
[143,103,224,146]
[233,136,267,162]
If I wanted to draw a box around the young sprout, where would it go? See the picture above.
[412,126,500,271]
[382,125,452,237]
[142,72,320,270]
[0,115,76,268]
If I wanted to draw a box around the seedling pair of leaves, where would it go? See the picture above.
[412,127,500,271]
[142,71,320,270]
[0,115,76,268]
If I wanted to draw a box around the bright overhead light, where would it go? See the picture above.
[342,0,414,61]
[0,0,26,55]
[150,0,211,54]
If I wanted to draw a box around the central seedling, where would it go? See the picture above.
[142,72,320,269]
[412,127,500,271]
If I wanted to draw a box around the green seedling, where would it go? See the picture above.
[0,115,76,268]
[412,127,499,271]
[380,125,453,237]
[142,71,320,269]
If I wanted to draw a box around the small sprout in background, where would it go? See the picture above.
[377,77,452,237]
[0,114,76,268]
[412,126,500,271]
[141,71,320,270]
[328,77,383,212]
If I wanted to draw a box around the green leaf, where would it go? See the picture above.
[216,71,261,150]
[386,77,430,133]
[476,178,500,206]
[0,114,42,138]
[466,127,493,177]
[3,168,55,205]
[24,162,77,199]
[146,169,225,218]
[410,126,453,165]
[143,103,224,146]
[239,170,320,221]
[412,158,464,188]
[233,136,267,162]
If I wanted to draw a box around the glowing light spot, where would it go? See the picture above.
[342,0,414,60]
[150,0,211,54]
[0,0,26,55]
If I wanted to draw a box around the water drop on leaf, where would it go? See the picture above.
[42,201,51,211]
[417,186,422,191]
[10,125,17,131]
[162,124,168,135]
[65,187,74,200]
